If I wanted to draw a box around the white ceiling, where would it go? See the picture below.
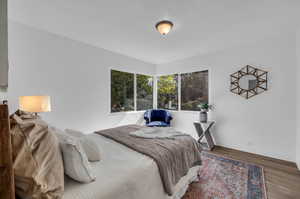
[8,0,300,64]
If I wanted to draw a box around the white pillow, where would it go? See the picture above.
[65,129,101,162]
[51,127,96,183]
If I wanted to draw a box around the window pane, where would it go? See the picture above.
[158,74,178,110]
[111,70,134,112]
[181,70,208,111]
[137,74,153,111]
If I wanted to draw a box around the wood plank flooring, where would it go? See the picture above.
[207,146,300,199]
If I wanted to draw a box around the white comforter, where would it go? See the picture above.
[63,134,200,199]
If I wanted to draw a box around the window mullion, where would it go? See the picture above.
[178,74,181,111]
[134,73,137,111]
[153,76,157,109]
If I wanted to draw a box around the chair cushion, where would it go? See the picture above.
[150,110,167,122]
[146,121,169,127]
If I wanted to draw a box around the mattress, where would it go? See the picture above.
[63,133,200,199]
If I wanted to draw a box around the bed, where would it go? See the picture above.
[64,133,200,199]
[0,103,201,199]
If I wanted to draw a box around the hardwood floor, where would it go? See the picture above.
[208,146,300,199]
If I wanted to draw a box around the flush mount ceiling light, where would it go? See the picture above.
[155,20,173,35]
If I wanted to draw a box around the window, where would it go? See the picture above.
[137,74,153,111]
[181,70,208,111]
[157,74,178,110]
[110,69,208,113]
[111,70,134,112]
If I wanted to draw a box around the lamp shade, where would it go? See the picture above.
[155,20,173,35]
[19,96,51,113]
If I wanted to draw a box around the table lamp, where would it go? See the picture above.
[19,96,51,115]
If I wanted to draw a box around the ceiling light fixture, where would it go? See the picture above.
[155,20,173,35]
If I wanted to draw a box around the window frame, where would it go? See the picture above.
[180,70,209,112]
[136,73,154,111]
[157,74,179,110]
[109,69,154,114]
[156,69,210,112]
[110,69,135,113]
[109,68,209,114]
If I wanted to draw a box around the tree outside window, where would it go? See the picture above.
[111,70,208,113]
[157,75,178,110]
[111,70,134,112]
[181,71,208,111]
[137,74,153,111]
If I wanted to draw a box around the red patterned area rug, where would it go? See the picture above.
[183,152,267,199]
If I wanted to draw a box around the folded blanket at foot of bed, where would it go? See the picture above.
[129,127,189,139]
[95,125,202,196]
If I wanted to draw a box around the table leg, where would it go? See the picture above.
[205,130,215,150]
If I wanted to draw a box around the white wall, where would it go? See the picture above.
[0,92,7,102]
[8,22,156,132]
[156,34,297,162]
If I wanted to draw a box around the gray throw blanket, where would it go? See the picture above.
[95,125,202,196]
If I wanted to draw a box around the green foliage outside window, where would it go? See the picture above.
[111,69,208,112]
[111,70,134,112]
[181,71,208,111]
[137,74,153,111]
[157,75,178,110]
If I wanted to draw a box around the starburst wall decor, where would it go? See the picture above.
[230,65,268,99]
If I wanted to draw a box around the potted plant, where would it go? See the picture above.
[198,103,212,123]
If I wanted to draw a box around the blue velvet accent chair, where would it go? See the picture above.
[144,109,173,127]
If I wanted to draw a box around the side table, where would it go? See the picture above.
[193,121,215,150]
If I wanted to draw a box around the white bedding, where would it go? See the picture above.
[63,134,200,199]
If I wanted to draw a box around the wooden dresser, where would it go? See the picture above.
[0,104,15,199]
